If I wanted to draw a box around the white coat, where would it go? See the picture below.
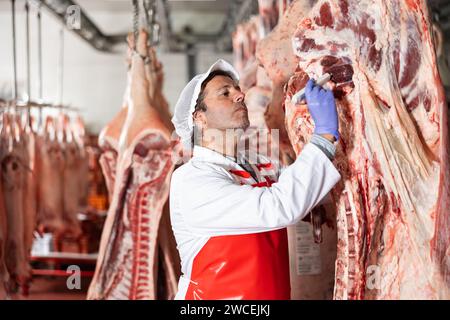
[169,142,341,299]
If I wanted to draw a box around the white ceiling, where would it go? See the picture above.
[0,0,231,35]
[77,0,230,35]
[0,0,230,11]
[76,0,229,12]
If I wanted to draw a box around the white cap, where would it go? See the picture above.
[172,59,240,148]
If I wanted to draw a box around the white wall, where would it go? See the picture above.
[0,9,231,134]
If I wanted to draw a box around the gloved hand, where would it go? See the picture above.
[305,79,339,141]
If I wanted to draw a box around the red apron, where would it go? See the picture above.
[185,164,291,300]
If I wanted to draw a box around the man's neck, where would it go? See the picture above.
[200,129,242,161]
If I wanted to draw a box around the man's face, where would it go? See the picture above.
[197,75,250,131]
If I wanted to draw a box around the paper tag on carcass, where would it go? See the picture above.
[295,221,322,275]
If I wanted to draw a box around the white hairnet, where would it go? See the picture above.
[171,59,240,148]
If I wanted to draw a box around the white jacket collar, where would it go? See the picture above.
[192,145,238,167]
[192,145,273,166]
[191,145,279,186]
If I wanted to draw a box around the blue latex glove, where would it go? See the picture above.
[305,79,339,141]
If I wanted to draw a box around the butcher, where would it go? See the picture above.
[170,59,341,300]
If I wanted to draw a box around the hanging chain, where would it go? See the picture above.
[132,0,139,51]
[25,1,31,102]
[25,0,32,127]
[143,0,150,44]
[10,0,18,140]
[37,4,43,101]
[11,0,18,101]
[131,0,151,64]
[57,27,64,109]
[37,2,43,131]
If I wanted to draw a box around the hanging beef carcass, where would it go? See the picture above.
[144,44,181,299]
[97,109,179,299]
[61,114,82,237]
[236,17,276,160]
[98,107,127,202]
[285,0,450,299]
[21,114,38,270]
[72,115,89,209]
[97,32,176,194]
[94,32,179,300]
[144,44,181,300]
[97,30,175,198]
[243,68,283,163]
[145,47,174,133]
[256,0,318,165]
[98,33,134,201]
[0,104,8,299]
[232,19,260,76]
[157,201,181,299]
[256,0,306,91]
[36,116,65,234]
[278,0,295,20]
[88,30,179,300]
[1,113,31,290]
[232,6,281,161]
[246,85,272,130]
[258,0,279,35]
[431,23,450,88]
[0,135,9,299]
[232,17,263,92]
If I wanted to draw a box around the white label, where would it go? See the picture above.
[295,221,322,275]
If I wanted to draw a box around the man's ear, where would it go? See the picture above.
[193,111,207,129]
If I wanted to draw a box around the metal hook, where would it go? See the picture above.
[143,0,160,47]
[152,22,161,46]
